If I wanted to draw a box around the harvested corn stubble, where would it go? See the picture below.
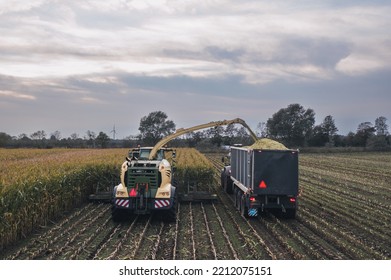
[248,138,288,150]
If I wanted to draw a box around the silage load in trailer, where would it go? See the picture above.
[248,138,288,150]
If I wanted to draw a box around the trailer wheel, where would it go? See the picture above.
[283,208,296,219]
[225,177,233,194]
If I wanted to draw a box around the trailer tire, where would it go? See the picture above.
[225,177,233,194]
[283,208,296,219]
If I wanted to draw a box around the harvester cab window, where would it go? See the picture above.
[156,150,164,160]
[139,149,151,160]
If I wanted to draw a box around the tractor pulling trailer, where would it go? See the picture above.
[221,146,299,219]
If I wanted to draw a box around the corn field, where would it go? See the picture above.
[0,148,126,250]
[1,148,390,260]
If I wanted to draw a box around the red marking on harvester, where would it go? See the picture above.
[129,188,137,197]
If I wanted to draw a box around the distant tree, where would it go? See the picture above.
[0,132,12,147]
[266,104,315,147]
[375,116,389,136]
[206,126,224,147]
[367,135,390,151]
[70,133,79,140]
[186,131,204,147]
[96,132,110,148]
[354,122,375,147]
[138,111,176,146]
[85,130,96,148]
[236,127,252,145]
[256,122,267,138]
[30,130,46,140]
[308,125,328,147]
[223,124,239,145]
[321,115,338,145]
[18,133,29,140]
[50,130,61,141]
[345,131,356,147]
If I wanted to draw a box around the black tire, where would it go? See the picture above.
[220,170,225,190]
[283,208,296,219]
[225,177,233,194]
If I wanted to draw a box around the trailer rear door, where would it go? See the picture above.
[252,150,298,196]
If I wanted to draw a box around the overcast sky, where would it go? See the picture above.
[0,0,390,139]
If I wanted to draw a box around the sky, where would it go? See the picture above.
[0,0,390,139]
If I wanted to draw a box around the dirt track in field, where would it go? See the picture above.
[1,153,390,260]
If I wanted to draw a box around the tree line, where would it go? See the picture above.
[0,104,389,150]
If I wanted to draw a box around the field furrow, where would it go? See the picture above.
[1,149,390,260]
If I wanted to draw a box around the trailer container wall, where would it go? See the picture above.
[231,147,298,196]
[252,150,298,196]
[231,148,251,188]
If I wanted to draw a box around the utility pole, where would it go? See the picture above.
[111,125,116,140]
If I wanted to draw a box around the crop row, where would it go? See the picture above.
[205,152,391,260]
[1,149,390,259]
[0,148,214,251]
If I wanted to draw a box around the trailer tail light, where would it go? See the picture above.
[129,188,137,197]
[259,180,267,189]
[289,197,296,203]
[249,197,256,202]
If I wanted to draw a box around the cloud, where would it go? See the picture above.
[0,90,36,100]
[0,1,389,82]
[0,1,390,137]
